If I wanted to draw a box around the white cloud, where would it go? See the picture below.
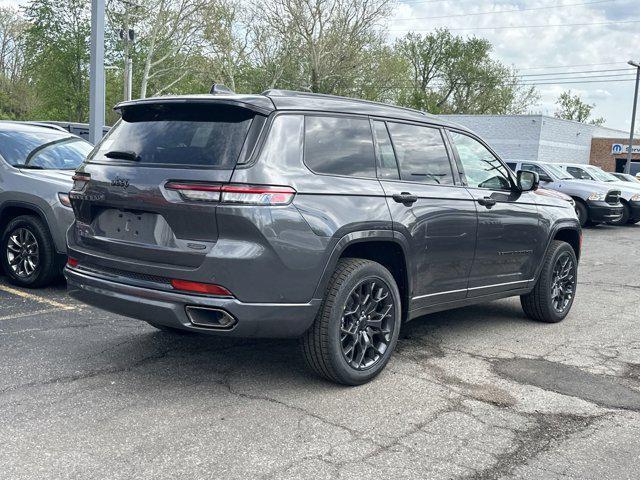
[389,0,640,131]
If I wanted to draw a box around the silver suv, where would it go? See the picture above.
[0,122,93,287]
[505,160,623,227]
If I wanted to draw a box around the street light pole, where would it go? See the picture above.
[625,60,640,175]
[89,0,105,145]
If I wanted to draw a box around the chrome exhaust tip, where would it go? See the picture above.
[186,306,237,330]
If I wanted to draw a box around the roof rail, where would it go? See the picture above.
[260,89,427,117]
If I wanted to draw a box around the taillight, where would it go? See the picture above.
[170,279,233,296]
[164,182,222,202]
[72,172,91,191]
[165,182,296,206]
[67,258,79,268]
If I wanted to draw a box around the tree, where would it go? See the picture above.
[258,0,392,95]
[394,30,538,115]
[23,0,91,122]
[0,7,32,119]
[554,90,605,126]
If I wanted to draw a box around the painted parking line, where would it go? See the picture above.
[0,307,68,322]
[0,284,76,311]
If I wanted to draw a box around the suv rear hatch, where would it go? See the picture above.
[69,99,269,270]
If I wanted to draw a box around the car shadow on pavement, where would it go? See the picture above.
[91,299,530,388]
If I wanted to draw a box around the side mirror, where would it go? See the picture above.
[518,170,539,191]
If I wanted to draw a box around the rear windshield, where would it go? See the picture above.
[92,103,255,168]
[0,130,91,169]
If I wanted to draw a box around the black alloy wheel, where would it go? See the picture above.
[301,258,402,385]
[550,251,576,314]
[340,279,396,371]
[521,240,578,323]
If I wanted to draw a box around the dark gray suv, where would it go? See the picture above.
[65,90,581,385]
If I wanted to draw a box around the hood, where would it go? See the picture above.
[554,178,615,193]
[18,168,74,187]
[536,188,572,202]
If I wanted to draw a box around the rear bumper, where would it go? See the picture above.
[587,202,623,223]
[64,267,320,338]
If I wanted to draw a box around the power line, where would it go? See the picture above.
[521,78,637,85]
[519,68,634,77]
[518,61,627,71]
[520,73,637,82]
[391,0,614,22]
[388,19,639,32]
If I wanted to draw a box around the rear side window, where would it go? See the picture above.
[304,116,375,177]
[372,121,399,179]
[506,162,517,171]
[386,122,453,185]
[92,103,255,168]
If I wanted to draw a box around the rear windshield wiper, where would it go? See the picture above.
[14,164,44,169]
[105,150,141,162]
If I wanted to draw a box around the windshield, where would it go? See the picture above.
[585,166,618,182]
[92,103,255,168]
[545,164,573,180]
[0,129,92,169]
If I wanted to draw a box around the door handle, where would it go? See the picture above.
[477,197,497,208]
[392,192,418,205]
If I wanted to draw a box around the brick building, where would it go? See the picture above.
[442,114,637,173]
[589,138,640,175]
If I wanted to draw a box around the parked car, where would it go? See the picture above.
[65,89,582,385]
[558,163,640,225]
[611,172,640,184]
[505,160,623,227]
[0,121,94,287]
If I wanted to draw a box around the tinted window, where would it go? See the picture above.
[372,121,399,179]
[92,103,254,167]
[28,138,93,169]
[451,132,511,190]
[566,166,592,180]
[387,123,453,184]
[521,163,549,178]
[304,116,375,177]
[506,162,517,171]
[0,129,80,167]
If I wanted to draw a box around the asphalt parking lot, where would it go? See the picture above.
[1,225,640,480]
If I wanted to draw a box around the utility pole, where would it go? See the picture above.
[625,60,640,175]
[89,0,105,145]
[120,0,136,101]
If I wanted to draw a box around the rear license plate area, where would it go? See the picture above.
[95,209,159,243]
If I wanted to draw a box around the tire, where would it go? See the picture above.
[300,258,402,385]
[574,201,588,227]
[521,240,578,323]
[145,321,193,334]
[608,202,629,226]
[0,215,59,288]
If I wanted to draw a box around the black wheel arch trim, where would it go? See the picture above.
[312,229,413,307]
[533,220,581,283]
[0,200,50,230]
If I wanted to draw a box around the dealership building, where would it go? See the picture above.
[442,114,640,175]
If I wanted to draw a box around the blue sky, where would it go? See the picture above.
[4,0,639,131]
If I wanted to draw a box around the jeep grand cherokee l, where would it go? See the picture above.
[0,121,93,287]
[65,90,582,385]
